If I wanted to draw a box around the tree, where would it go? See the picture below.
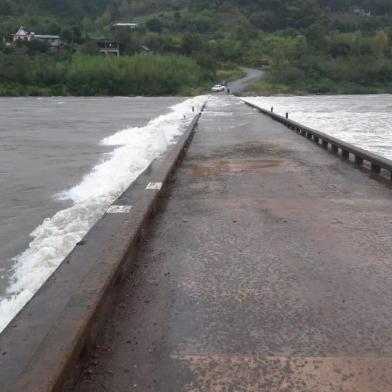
[181,33,202,55]
[305,22,328,50]
[61,25,83,44]
[0,0,12,15]
[79,41,99,55]
[146,18,163,33]
[114,30,140,54]
[47,22,61,35]
[19,40,49,55]
[95,9,112,30]
[371,31,389,58]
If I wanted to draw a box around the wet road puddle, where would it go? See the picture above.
[192,159,282,178]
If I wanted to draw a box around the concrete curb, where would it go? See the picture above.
[0,103,206,392]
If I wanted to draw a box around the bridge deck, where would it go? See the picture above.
[70,96,392,391]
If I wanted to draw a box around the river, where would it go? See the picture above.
[243,95,392,160]
[0,96,207,331]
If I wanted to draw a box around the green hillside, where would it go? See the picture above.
[0,1,390,35]
[2,0,392,25]
[1,0,392,95]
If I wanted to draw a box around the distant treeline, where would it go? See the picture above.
[246,30,392,94]
[2,0,392,95]
[0,53,208,96]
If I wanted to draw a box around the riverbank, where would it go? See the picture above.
[245,58,392,95]
[246,79,392,96]
[3,49,392,97]
[0,53,214,97]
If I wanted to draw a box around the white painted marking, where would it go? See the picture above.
[106,205,133,214]
[146,182,162,190]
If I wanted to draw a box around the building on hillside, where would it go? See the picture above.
[97,40,120,56]
[9,26,61,49]
[10,26,34,41]
[353,7,372,17]
[34,34,61,48]
[111,22,138,30]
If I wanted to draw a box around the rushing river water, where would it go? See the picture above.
[0,96,207,331]
[243,95,392,160]
[0,93,391,332]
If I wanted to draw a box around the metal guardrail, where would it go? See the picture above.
[244,101,392,180]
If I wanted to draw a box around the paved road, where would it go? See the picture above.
[69,96,392,391]
[228,67,264,94]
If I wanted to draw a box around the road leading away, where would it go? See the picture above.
[227,67,264,94]
[68,95,392,391]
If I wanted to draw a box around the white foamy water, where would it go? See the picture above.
[0,95,208,332]
[243,95,392,160]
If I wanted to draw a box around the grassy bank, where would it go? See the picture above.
[246,79,392,96]
[0,53,212,96]
[246,55,392,95]
[216,67,246,83]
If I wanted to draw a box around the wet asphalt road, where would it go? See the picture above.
[228,67,264,94]
[69,96,392,391]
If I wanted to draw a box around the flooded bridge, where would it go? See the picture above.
[1,93,392,392]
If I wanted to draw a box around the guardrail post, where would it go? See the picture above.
[342,150,349,160]
[271,107,274,113]
[331,145,338,154]
[286,113,289,119]
[313,135,319,144]
[322,140,328,149]
[371,163,381,174]
[355,156,363,165]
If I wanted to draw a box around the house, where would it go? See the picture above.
[34,34,61,48]
[10,26,34,41]
[111,23,138,30]
[9,26,61,48]
[97,40,120,56]
[353,7,372,17]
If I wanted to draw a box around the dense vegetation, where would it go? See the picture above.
[0,51,206,95]
[1,0,392,95]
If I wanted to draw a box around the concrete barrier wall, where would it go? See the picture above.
[0,104,206,392]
